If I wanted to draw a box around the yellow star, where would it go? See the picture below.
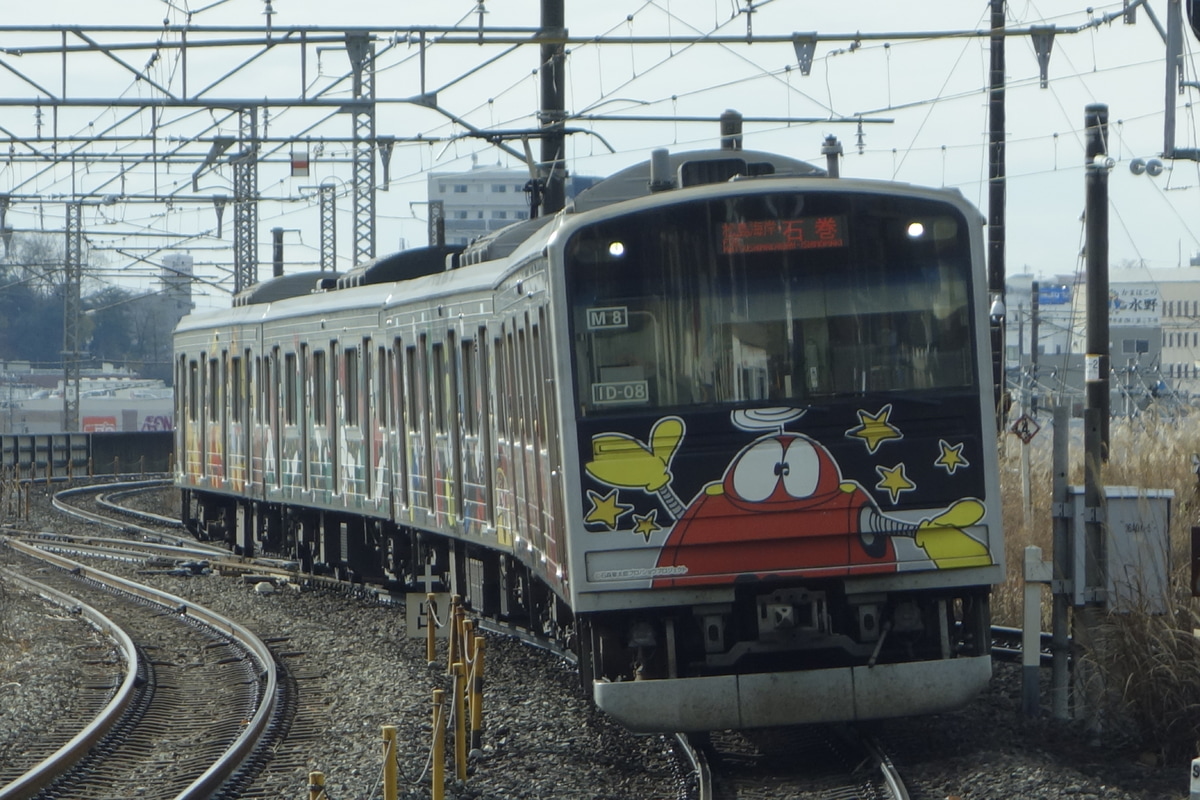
[632,510,661,542]
[875,462,916,504]
[847,404,903,454]
[585,488,633,529]
[935,439,969,475]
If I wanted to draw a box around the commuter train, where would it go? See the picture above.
[175,143,1005,732]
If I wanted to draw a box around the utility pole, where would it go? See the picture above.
[1079,102,1111,731]
[62,201,83,432]
[539,0,568,216]
[1085,104,1111,459]
[988,0,1008,427]
[1163,0,1200,161]
[1030,280,1040,417]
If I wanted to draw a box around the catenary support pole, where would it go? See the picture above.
[1050,401,1071,719]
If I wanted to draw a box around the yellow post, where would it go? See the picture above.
[470,636,485,752]
[452,661,468,782]
[446,595,462,674]
[432,688,446,800]
[460,619,475,723]
[462,619,475,664]
[382,725,398,800]
[307,771,325,800]
[426,593,438,666]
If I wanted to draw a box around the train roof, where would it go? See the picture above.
[230,270,340,307]
[456,147,824,265]
[569,148,824,213]
[335,245,465,290]
[179,147,839,327]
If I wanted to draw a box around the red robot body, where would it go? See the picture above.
[653,433,897,587]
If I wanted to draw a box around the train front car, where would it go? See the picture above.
[555,176,1004,732]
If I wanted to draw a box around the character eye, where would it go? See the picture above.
[780,438,821,498]
[731,438,785,502]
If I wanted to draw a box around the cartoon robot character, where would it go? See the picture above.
[585,408,991,587]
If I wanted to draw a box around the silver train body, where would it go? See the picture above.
[175,148,1005,732]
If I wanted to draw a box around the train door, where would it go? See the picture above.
[268,347,283,492]
[534,308,564,584]
[391,337,409,519]
[184,356,201,482]
[515,317,545,561]
[207,353,225,483]
[283,349,303,497]
[198,351,208,483]
[492,327,518,551]
[429,333,460,529]
[459,330,492,537]
[340,343,366,505]
[370,342,389,510]
[228,351,246,492]
[405,338,432,522]
[328,345,338,496]
[252,353,265,492]
[221,351,230,485]
[175,354,184,472]
[308,346,325,498]
[494,328,516,546]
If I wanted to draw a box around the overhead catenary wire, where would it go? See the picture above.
[0,2,1196,302]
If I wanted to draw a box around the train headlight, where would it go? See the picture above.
[905,221,926,239]
[608,240,626,258]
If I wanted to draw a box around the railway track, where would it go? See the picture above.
[23,479,1064,799]
[7,481,373,799]
[0,540,279,800]
[682,724,910,800]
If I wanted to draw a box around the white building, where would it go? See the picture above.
[427,167,533,247]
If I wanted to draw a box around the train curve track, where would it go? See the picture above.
[0,538,279,800]
[0,569,140,800]
[93,482,185,530]
[49,479,217,552]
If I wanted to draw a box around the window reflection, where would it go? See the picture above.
[568,192,975,415]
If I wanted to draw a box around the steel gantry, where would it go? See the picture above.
[346,34,377,267]
[232,107,259,295]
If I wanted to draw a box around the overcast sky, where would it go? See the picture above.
[2,1,1198,302]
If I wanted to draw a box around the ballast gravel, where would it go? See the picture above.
[0,485,1192,800]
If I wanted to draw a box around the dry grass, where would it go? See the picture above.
[998,408,1200,760]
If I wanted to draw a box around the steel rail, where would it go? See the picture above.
[52,479,227,554]
[2,538,279,800]
[863,734,912,800]
[676,734,712,800]
[0,569,140,800]
[96,484,185,529]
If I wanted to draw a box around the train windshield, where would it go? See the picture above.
[565,190,978,415]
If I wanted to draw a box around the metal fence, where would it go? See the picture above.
[0,431,173,480]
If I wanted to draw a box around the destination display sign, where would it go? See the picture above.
[721,215,847,254]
